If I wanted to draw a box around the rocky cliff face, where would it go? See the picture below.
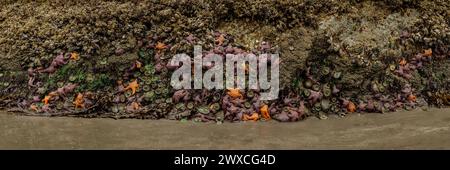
[0,0,448,121]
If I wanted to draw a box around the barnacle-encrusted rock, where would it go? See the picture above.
[0,0,448,121]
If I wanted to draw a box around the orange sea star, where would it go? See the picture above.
[260,104,271,120]
[73,93,85,109]
[70,52,80,61]
[155,42,167,53]
[243,112,259,121]
[399,58,407,66]
[124,79,139,95]
[227,88,243,99]
[423,48,432,57]
[42,95,52,105]
[215,34,225,46]
[347,101,356,113]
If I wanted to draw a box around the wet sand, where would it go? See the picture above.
[1,108,449,149]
